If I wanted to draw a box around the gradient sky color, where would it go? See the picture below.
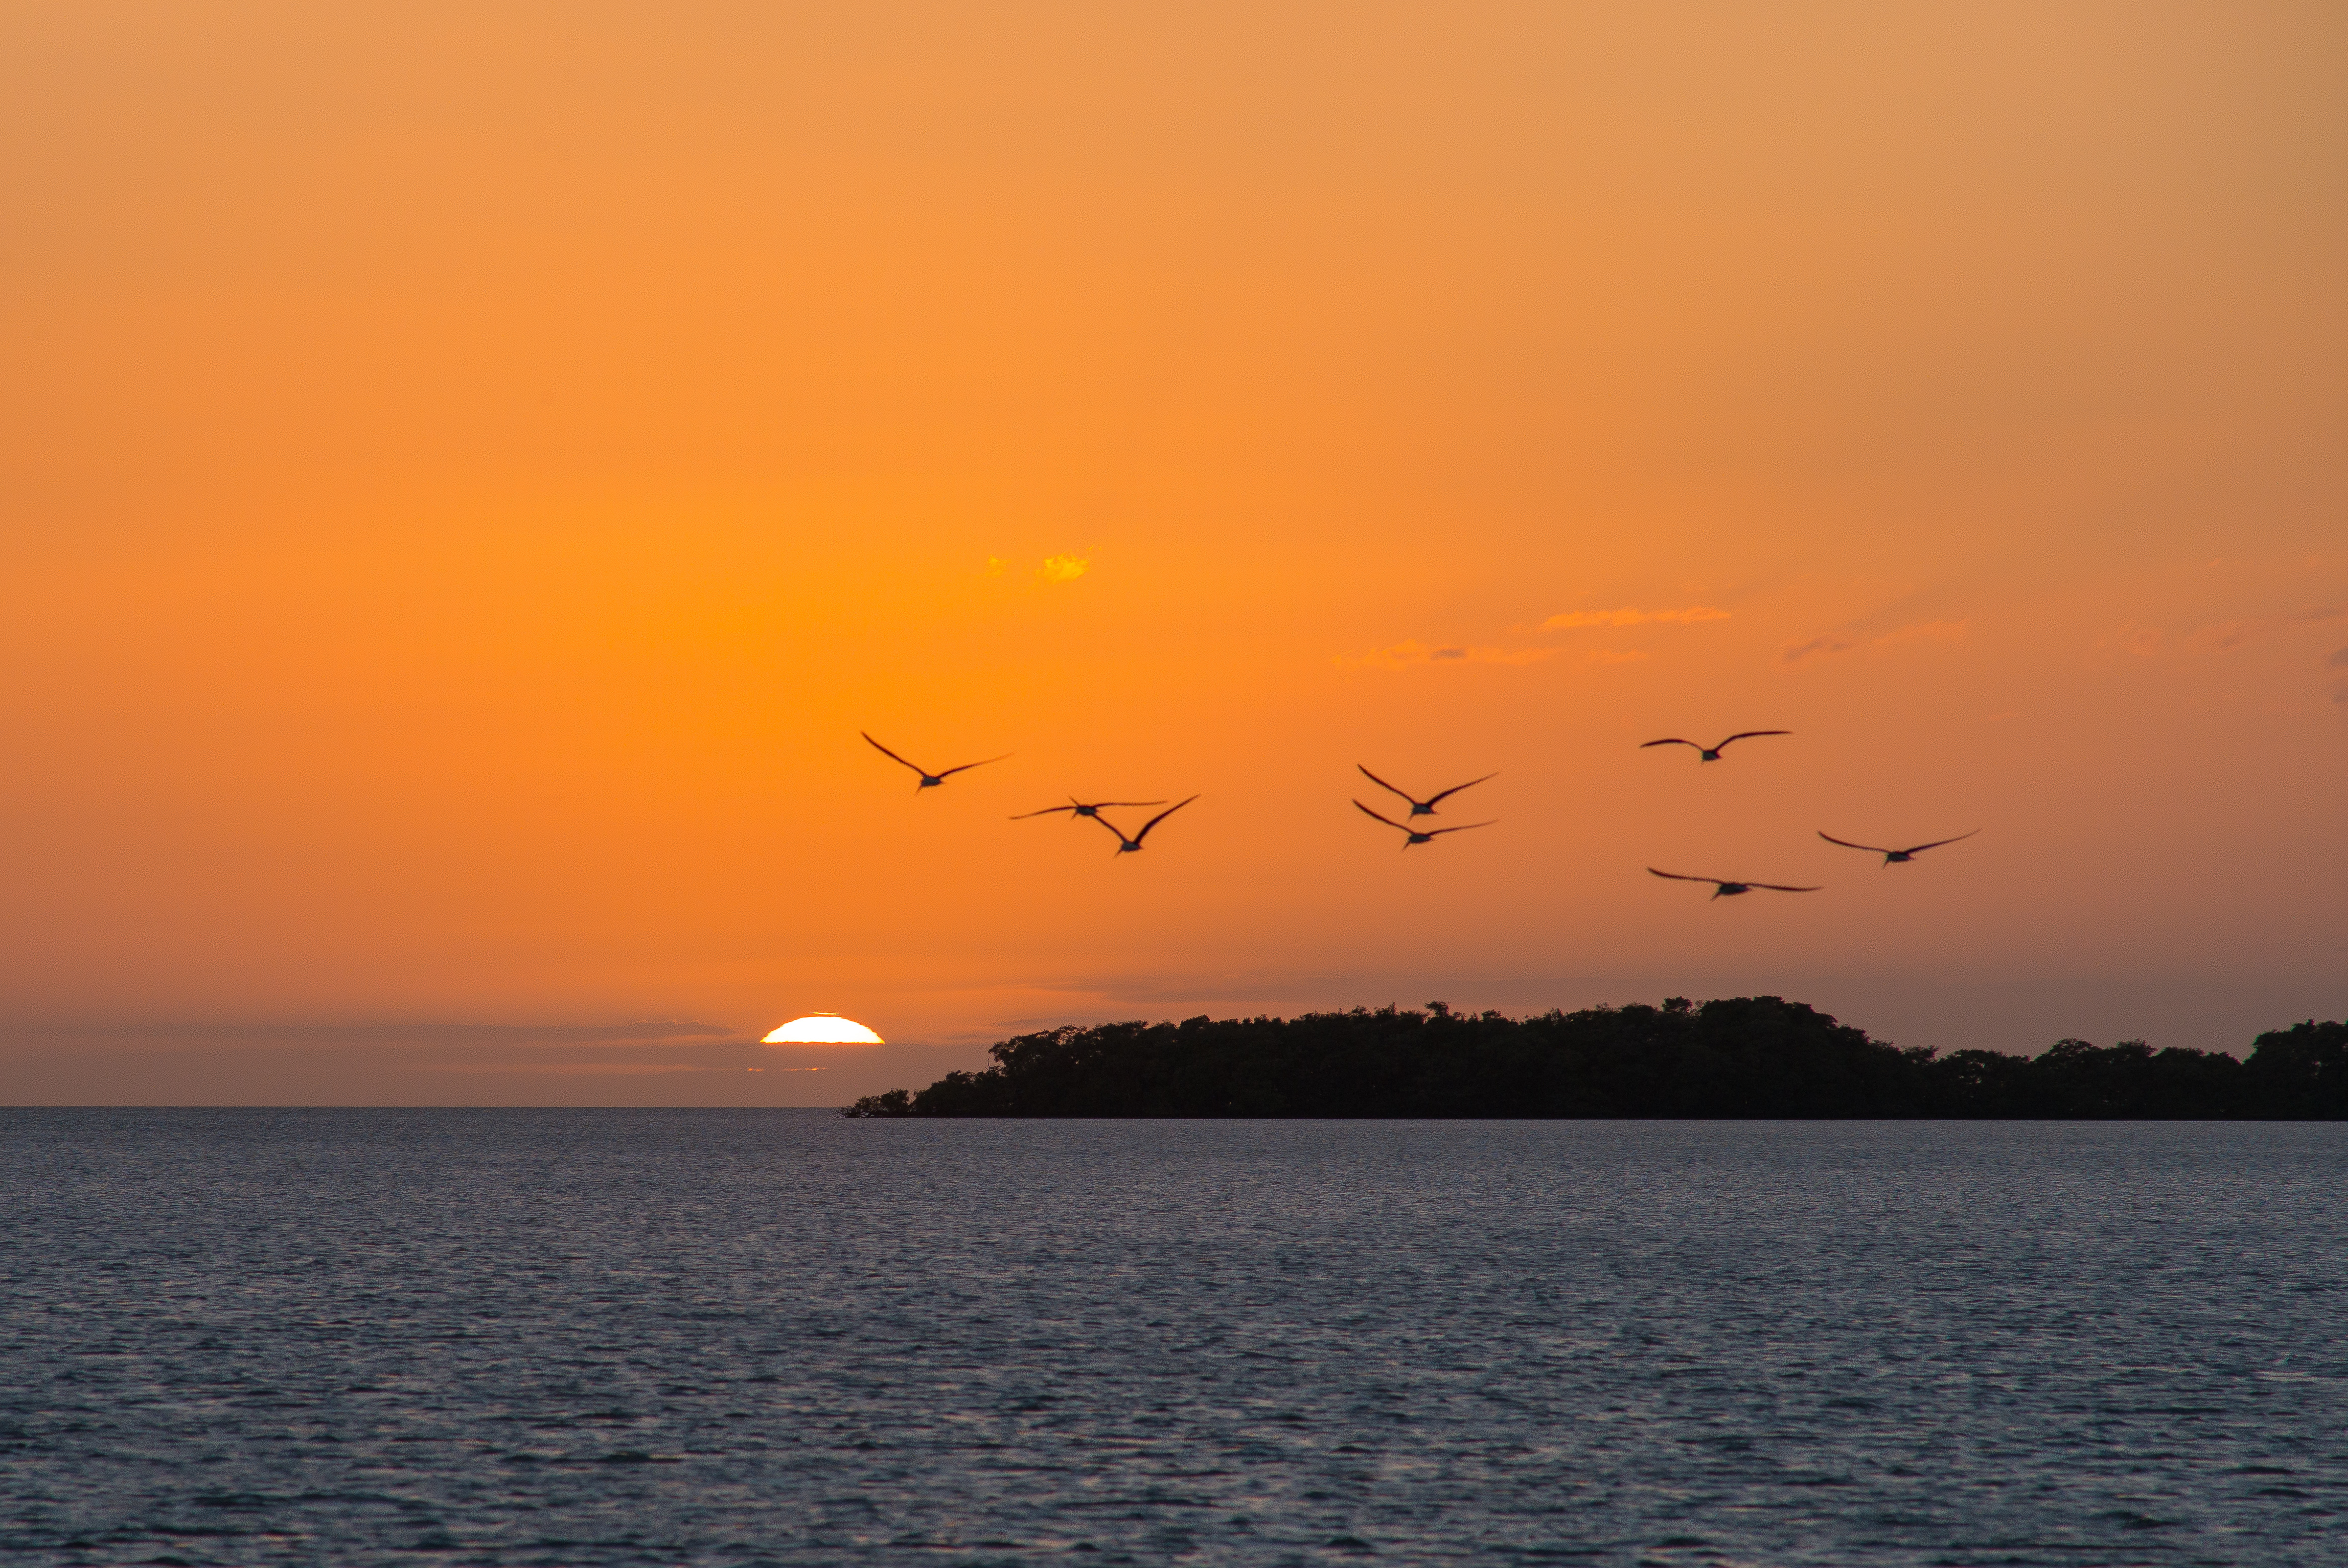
[5,2,2345,1104]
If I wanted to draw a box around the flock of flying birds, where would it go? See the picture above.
[860,728,1978,896]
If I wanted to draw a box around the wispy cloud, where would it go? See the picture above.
[442,1061,712,1077]
[2182,605,2346,655]
[2186,621,2256,653]
[1781,635,1855,663]
[1341,639,1558,670]
[2094,623,2164,660]
[32,1019,744,1045]
[1783,618,1968,663]
[2106,606,2348,662]
[1874,618,1969,648]
[1544,605,1729,630]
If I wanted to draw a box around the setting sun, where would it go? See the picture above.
[762,1014,885,1046]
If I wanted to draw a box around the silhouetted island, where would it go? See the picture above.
[841,997,2348,1119]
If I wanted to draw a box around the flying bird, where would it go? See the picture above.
[1648,868,1821,900]
[1354,800,1496,849]
[1356,764,1497,817]
[861,732,1009,792]
[1092,796,1200,855]
[1640,731,1790,762]
[1013,797,1168,822]
[1819,829,1981,864]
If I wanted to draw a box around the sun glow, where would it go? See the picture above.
[763,1013,884,1045]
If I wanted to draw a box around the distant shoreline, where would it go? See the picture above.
[843,997,2348,1120]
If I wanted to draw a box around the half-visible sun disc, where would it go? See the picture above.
[763,1013,884,1045]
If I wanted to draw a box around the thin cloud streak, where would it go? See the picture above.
[1341,639,1558,670]
[10,1019,744,1046]
[1544,606,1730,630]
[1784,618,1968,663]
[2096,605,2346,662]
[1781,635,1856,663]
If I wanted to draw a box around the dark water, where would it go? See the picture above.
[2,1113,2342,1566]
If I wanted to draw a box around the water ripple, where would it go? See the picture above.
[1,1112,2342,1565]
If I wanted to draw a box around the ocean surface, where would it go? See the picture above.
[2,1113,2342,1567]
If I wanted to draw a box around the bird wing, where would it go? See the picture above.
[1715,730,1791,748]
[1425,820,1497,837]
[1901,830,1982,855]
[1089,800,1168,809]
[1010,804,1078,819]
[933,753,1011,779]
[1353,800,1409,832]
[1355,764,1419,804]
[861,732,925,774]
[1085,811,1131,842]
[1131,795,1200,843]
[1750,882,1823,892]
[1647,868,1721,884]
[1640,738,1698,749]
[1422,771,1498,808]
[1818,832,1892,854]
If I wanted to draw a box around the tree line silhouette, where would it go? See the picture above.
[841,997,2348,1119]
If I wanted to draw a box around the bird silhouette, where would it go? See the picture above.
[1092,796,1200,855]
[861,732,1009,792]
[1819,829,1980,864]
[1356,764,1497,817]
[1013,797,1168,822]
[1648,868,1821,899]
[1640,731,1790,762]
[1354,800,1496,849]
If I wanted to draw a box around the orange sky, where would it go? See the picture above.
[4,2,2345,1104]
